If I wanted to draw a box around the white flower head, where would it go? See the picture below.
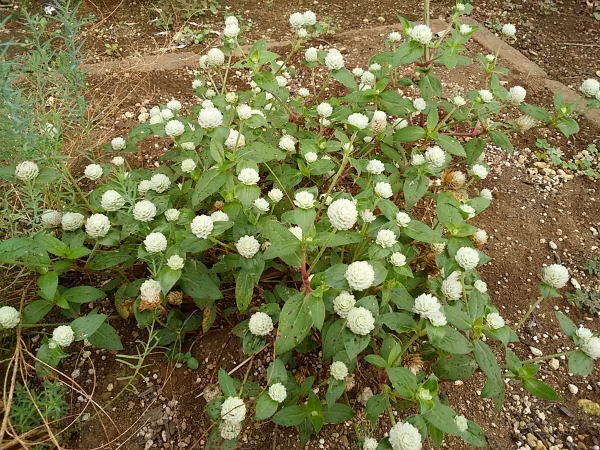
[576,326,593,341]
[140,279,161,303]
[363,437,378,450]
[61,212,85,231]
[541,264,569,289]
[345,261,375,291]
[441,271,462,300]
[221,396,246,424]
[388,31,402,42]
[181,159,197,173]
[389,421,422,450]
[317,102,333,118]
[202,99,214,109]
[366,159,385,175]
[224,15,238,26]
[166,99,182,111]
[455,247,480,270]
[304,152,318,163]
[225,129,246,149]
[413,97,427,111]
[580,79,600,98]
[254,197,270,213]
[111,137,126,150]
[41,210,62,228]
[206,48,225,66]
[224,23,240,38]
[84,164,103,181]
[460,204,475,220]
[236,235,260,259]
[298,87,310,97]
[275,75,288,87]
[296,27,308,38]
[396,212,411,227]
[413,293,442,318]
[144,232,167,253]
[375,181,393,198]
[376,229,397,248]
[480,188,493,200]
[85,214,111,238]
[425,145,446,168]
[192,79,203,89]
[580,336,600,359]
[486,312,505,329]
[390,252,407,267]
[455,415,468,433]
[268,383,287,403]
[459,23,472,34]
[361,209,376,223]
[361,71,376,85]
[471,163,488,179]
[507,86,527,104]
[501,23,516,37]
[236,104,252,120]
[248,311,273,336]
[101,190,125,211]
[268,188,284,203]
[165,119,185,137]
[138,180,154,195]
[191,215,214,239]
[160,108,174,121]
[52,325,74,347]
[325,49,345,70]
[409,24,433,45]
[288,226,303,241]
[198,108,223,128]
[330,361,348,380]
[327,198,358,230]
[394,118,409,130]
[303,10,317,25]
[478,89,493,103]
[165,209,180,222]
[279,134,296,152]
[411,153,425,165]
[473,228,488,246]
[219,422,241,440]
[305,47,318,62]
[111,156,125,166]
[151,173,171,193]
[289,12,305,28]
[429,310,447,326]
[452,95,466,106]
[210,210,229,222]
[347,113,369,129]
[333,291,356,318]
[166,255,185,270]
[0,306,20,329]
[237,168,260,185]
[294,191,316,209]
[474,279,488,293]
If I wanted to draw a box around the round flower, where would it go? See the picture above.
[389,421,422,450]
[455,247,480,270]
[225,15,238,26]
[236,104,252,120]
[333,291,356,318]
[275,75,287,87]
[507,86,527,104]
[268,383,287,403]
[305,47,318,62]
[52,325,74,347]
[219,422,241,440]
[486,312,505,329]
[198,108,223,128]
[151,173,171,193]
[346,306,375,336]
[85,214,110,239]
[294,191,316,209]
[452,95,466,106]
[459,23,472,34]
[471,163,488,179]
[161,109,174,121]
[413,293,442,318]
[394,118,409,130]
[473,228,488,246]
[191,215,214,239]
[166,99,181,111]
[138,180,154,195]
[268,188,284,203]
[206,48,225,66]
[441,271,462,300]
[580,336,600,359]
[140,279,161,303]
[474,279,488,293]
[390,252,406,267]
[541,264,569,289]
[376,229,397,248]
[225,92,238,103]
[455,415,468,433]
[576,326,593,341]
[202,99,214,109]
[480,188,493,200]
[580,79,600,98]
[413,98,427,111]
[347,112,369,129]
[224,23,240,38]
[325,49,345,70]
[366,159,385,175]
[236,235,260,259]
[221,396,246,424]
[409,24,433,44]
[456,2,466,11]
[345,261,375,291]
[111,156,125,166]
[303,10,317,25]
[254,197,270,213]
[327,198,358,230]
[317,102,333,118]
[425,145,446,168]
[181,159,197,173]
[364,438,378,450]
[429,310,447,327]
[0,306,20,329]
[224,129,246,149]
[144,232,167,253]
[133,200,157,222]
[388,31,402,42]
[210,210,229,222]
[15,161,39,181]
[288,226,303,241]
[165,209,180,222]
[515,114,540,133]
[485,54,496,62]
[460,204,476,218]
[61,212,85,231]
[479,89,493,103]
[304,152,318,163]
[375,181,393,198]
[289,12,305,28]
[167,255,185,270]
[84,164,103,180]
[396,211,411,227]
[501,23,516,37]
[237,168,260,186]
[330,361,348,380]
[248,311,273,336]
[165,119,185,137]
[361,71,376,85]
[279,134,296,152]
[361,210,376,223]
[41,210,62,228]
[111,137,126,150]
[101,190,125,211]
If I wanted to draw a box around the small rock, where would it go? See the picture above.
[568,384,578,395]
[530,346,543,357]
[549,358,559,370]
[107,383,114,392]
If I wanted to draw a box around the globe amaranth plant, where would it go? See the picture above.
[1,5,600,450]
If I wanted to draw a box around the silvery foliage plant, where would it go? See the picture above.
[2,4,599,450]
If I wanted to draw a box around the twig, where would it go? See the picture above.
[228,344,269,376]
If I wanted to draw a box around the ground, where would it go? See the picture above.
[2,0,600,449]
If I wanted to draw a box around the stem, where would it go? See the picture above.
[522,350,575,365]
[209,236,234,250]
[221,54,233,94]
[516,295,544,330]
[308,229,336,274]
[423,0,431,62]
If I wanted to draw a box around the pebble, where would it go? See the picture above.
[530,346,543,357]
[107,383,114,392]
[568,384,578,395]
[549,358,559,370]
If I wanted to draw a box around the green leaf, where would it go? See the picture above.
[332,67,358,90]
[461,420,487,447]
[556,117,579,137]
[424,402,461,435]
[272,405,306,426]
[386,367,418,399]
[323,403,354,423]
[275,292,313,355]
[322,319,346,360]
[326,378,345,406]
[568,350,593,376]
[523,378,560,401]
[158,267,181,295]
[37,272,58,301]
[218,369,239,397]
[404,220,444,243]
[555,311,577,339]
[86,250,133,270]
[22,299,54,324]
[70,314,107,341]
[191,169,227,207]
[180,263,222,301]
[436,134,466,157]
[88,322,123,350]
[323,264,349,289]
[473,340,504,409]
[62,286,106,304]
[255,392,279,420]
[235,269,256,312]
[489,130,513,152]
[395,126,426,143]
[365,354,387,368]
[379,312,415,333]
[519,104,551,122]
[34,234,69,257]
[433,354,477,380]
[344,332,370,360]
[365,393,387,422]
[403,174,428,208]
[419,75,442,99]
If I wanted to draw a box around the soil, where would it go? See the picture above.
[2,1,600,449]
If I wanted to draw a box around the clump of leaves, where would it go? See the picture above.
[10,380,68,434]
[566,289,600,314]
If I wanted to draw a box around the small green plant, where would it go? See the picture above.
[103,42,120,57]
[566,289,600,315]
[9,380,68,434]
[584,256,600,277]
[154,0,219,31]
